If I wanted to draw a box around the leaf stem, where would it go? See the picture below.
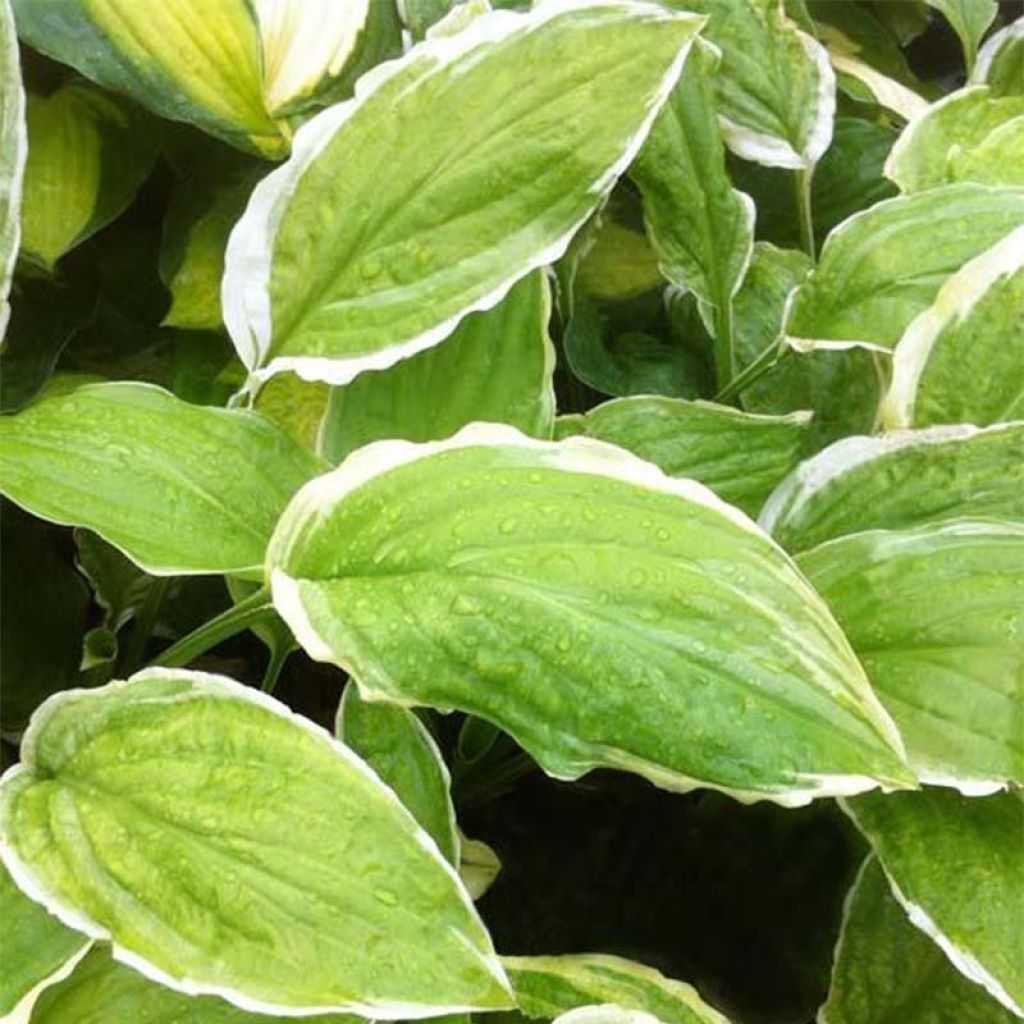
[714,336,789,404]
[261,644,291,694]
[712,299,736,394]
[794,166,816,262]
[119,577,171,676]
[152,587,277,669]
[454,750,536,810]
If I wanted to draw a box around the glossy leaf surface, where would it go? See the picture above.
[0,670,512,1016]
[798,520,1024,791]
[761,422,1024,551]
[0,382,324,575]
[269,424,911,805]
[845,788,1024,1017]
[223,0,702,385]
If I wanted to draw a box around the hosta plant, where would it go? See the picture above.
[0,0,1022,1022]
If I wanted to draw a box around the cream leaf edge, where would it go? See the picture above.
[223,0,702,389]
[335,682,462,866]
[798,518,1024,796]
[0,0,26,340]
[719,28,835,171]
[839,802,1024,1019]
[971,17,1024,86]
[881,224,1024,428]
[758,422,1005,538]
[0,942,91,1024]
[268,421,910,809]
[0,668,511,1020]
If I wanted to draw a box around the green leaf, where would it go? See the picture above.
[28,945,358,1024]
[336,684,460,864]
[882,225,1024,428]
[20,83,159,271]
[0,669,512,1015]
[320,272,555,463]
[971,17,1023,96]
[0,381,325,576]
[222,1,703,387]
[630,38,755,386]
[797,520,1024,791]
[729,118,899,252]
[761,421,1024,551]
[923,0,997,72]
[1,506,91,733]
[253,372,330,451]
[12,0,282,156]
[1,863,88,1021]
[458,834,501,901]
[783,185,1024,352]
[844,788,1024,1017]
[674,0,835,170]
[730,242,879,453]
[885,86,1024,192]
[160,165,264,331]
[504,953,731,1024]
[554,396,810,517]
[0,0,25,339]
[269,424,912,805]
[820,856,1020,1024]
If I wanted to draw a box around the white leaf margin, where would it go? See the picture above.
[881,224,1024,428]
[0,942,91,1024]
[0,669,512,1020]
[839,802,1024,1019]
[0,0,27,340]
[269,420,910,809]
[223,0,703,389]
[970,16,1024,86]
[758,423,998,539]
[718,26,835,171]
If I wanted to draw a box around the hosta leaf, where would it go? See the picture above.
[222,1,703,387]
[844,789,1024,1016]
[673,0,834,170]
[825,43,928,122]
[923,0,997,72]
[320,272,555,463]
[783,185,1024,351]
[572,214,662,303]
[554,396,810,517]
[885,86,1024,192]
[27,946,357,1024]
[760,421,1024,551]
[268,424,912,805]
[0,860,89,1021]
[20,83,159,271]
[12,0,283,157]
[798,520,1024,792]
[8,0,358,157]
[160,165,264,331]
[971,17,1023,95]
[820,856,1019,1024]
[730,242,879,453]
[0,381,324,576]
[504,954,730,1024]
[254,0,370,116]
[0,670,512,1015]
[458,835,500,901]
[948,115,1024,187]
[630,38,754,383]
[253,372,330,451]
[0,0,25,339]
[336,684,460,864]
[882,225,1024,428]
